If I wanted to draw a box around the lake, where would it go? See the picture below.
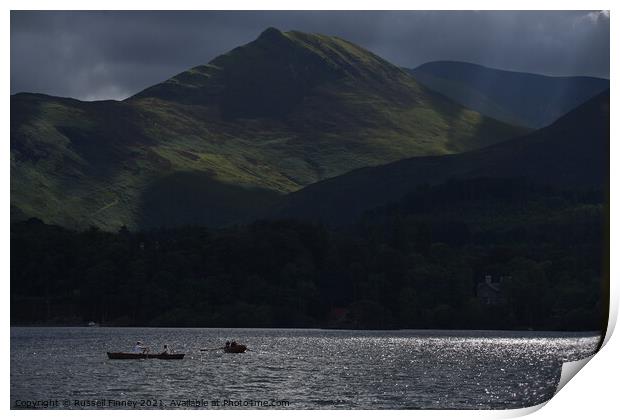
[10,327,600,409]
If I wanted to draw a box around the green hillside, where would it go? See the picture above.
[275,91,609,225]
[11,28,525,230]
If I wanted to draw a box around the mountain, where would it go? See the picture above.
[408,61,609,128]
[11,28,525,230]
[274,90,609,225]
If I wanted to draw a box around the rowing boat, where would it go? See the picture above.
[224,344,247,353]
[107,352,185,360]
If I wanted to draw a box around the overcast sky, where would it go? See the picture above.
[10,10,610,101]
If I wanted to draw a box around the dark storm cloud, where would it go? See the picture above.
[10,10,610,101]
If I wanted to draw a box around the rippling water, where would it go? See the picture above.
[10,327,599,409]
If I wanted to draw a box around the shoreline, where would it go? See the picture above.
[9,324,603,334]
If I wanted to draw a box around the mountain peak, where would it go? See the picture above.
[132,28,418,118]
[13,29,527,230]
[257,26,286,41]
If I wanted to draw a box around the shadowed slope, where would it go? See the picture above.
[409,61,609,128]
[11,28,524,230]
[275,91,609,225]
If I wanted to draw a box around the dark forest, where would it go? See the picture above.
[11,178,605,331]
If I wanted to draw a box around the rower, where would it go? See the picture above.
[133,341,147,354]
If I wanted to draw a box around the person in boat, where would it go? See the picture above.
[161,344,170,355]
[133,341,147,354]
[225,341,231,349]
[231,341,237,348]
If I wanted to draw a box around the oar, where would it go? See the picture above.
[200,347,224,351]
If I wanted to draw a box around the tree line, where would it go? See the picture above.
[11,178,605,331]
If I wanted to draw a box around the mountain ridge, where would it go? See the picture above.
[11,29,527,230]
[273,90,609,225]
[408,61,609,128]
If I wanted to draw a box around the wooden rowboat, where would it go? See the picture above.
[107,352,185,360]
[224,344,247,353]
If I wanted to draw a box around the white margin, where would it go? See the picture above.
[3,2,616,420]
